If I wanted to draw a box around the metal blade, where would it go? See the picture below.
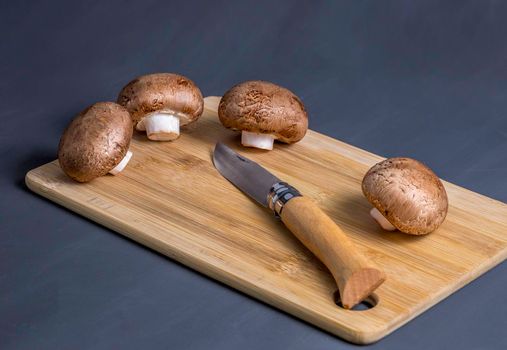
[213,143,280,207]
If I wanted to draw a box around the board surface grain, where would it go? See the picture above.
[25,97,507,344]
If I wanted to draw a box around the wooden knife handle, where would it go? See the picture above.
[280,196,385,309]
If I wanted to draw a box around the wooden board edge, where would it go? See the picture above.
[24,155,507,344]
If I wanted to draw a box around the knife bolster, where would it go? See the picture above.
[267,182,302,217]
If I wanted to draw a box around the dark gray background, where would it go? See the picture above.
[1,0,506,349]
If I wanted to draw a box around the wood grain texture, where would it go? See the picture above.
[280,196,385,309]
[25,96,507,344]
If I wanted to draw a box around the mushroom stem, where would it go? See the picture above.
[370,207,396,231]
[140,113,180,141]
[241,131,275,150]
[109,150,132,175]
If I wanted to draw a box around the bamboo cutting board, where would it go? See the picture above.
[25,97,507,344]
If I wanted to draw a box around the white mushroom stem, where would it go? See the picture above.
[370,207,396,231]
[138,113,180,141]
[109,150,132,175]
[241,131,275,150]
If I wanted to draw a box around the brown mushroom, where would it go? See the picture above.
[218,80,308,150]
[58,102,133,182]
[117,73,204,141]
[361,157,448,235]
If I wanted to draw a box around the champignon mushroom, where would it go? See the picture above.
[58,102,133,182]
[218,80,308,150]
[117,73,204,141]
[361,157,448,235]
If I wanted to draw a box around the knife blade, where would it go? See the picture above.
[212,143,385,309]
[213,142,279,207]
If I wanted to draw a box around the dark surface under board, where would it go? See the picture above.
[1,1,507,349]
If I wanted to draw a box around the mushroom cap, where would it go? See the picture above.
[58,102,133,182]
[117,73,204,127]
[361,157,448,235]
[218,80,308,143]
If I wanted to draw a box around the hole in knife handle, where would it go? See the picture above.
[333,290,378,311]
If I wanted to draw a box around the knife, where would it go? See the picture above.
[213,142,385,309]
